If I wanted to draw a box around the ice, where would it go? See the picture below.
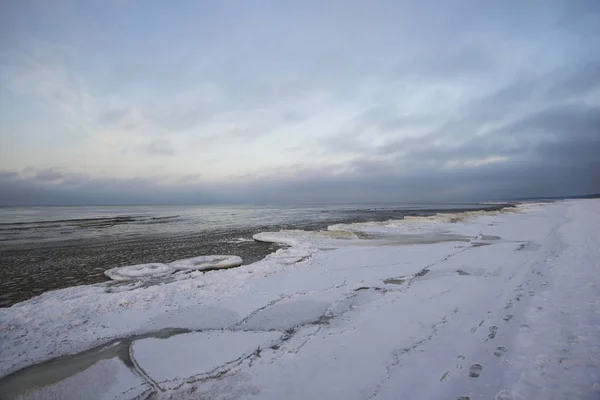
[240,298,331,331]
[130,331,281,390]
[253,229,360,248]
[262,246,314,265]
[103,256,243,281]
[169,255,243,271]
[1,199,598,400]
[140,305,240,331]
[104,263,174,281]
[0,357,150,400]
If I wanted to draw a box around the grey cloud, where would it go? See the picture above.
[30,167,65,182]
[0,170,18,180]
[141,139,175,156]
[384,102,600,168]
[150,106,217,133]
[335,59,600,161]
[499,103,600,140]
[97,108,131,126]
[395,45,497,81]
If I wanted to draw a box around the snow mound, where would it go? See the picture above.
[169,255,242,271]
[104,263,174,281]
[265,247,314,265]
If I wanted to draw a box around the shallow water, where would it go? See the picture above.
[0,328,192,399]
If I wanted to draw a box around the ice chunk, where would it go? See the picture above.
[169,255,242,271]
[241,299,331,331]
[471,234,502,246]
[104,263,175,281]
[130,331,281,389]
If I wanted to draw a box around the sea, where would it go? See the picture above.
[0,202,511,307]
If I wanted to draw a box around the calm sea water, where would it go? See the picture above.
[0,202,508,306]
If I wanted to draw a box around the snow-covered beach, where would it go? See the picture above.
[1,199,599,399]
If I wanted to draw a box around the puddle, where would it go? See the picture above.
[479,235,501,241]
[0,328,191,398]
[383,234,472,246]
[383,278,406,285]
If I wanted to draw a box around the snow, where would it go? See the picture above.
[1,200,599,400]
[169,255,243,271]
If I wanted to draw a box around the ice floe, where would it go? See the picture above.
[104,263,174,281]
[169,255,243,271]
[103,255,243,282]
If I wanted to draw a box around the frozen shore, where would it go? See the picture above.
[1,200,599,399]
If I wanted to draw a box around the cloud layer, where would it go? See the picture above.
[1,0,599,205]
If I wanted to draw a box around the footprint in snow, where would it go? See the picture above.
[495,390,518,399]
[440,371,450,382]
[469,363,483,378]
[503,314,514,322]
[456,355,465,369]
[488,326,498,339]
[494,346,508,357]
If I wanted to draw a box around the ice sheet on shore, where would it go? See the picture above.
[131,331,281,390]
[253,229,360,247]
[326,202,547,237]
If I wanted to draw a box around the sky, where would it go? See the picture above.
[0,0,599,205]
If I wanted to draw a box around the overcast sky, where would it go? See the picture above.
[1,0,599,205]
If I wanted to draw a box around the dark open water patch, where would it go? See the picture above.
[0,231,281,307]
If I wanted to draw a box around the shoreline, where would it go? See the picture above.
[0,202,516,307]
[2,200,598,399]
